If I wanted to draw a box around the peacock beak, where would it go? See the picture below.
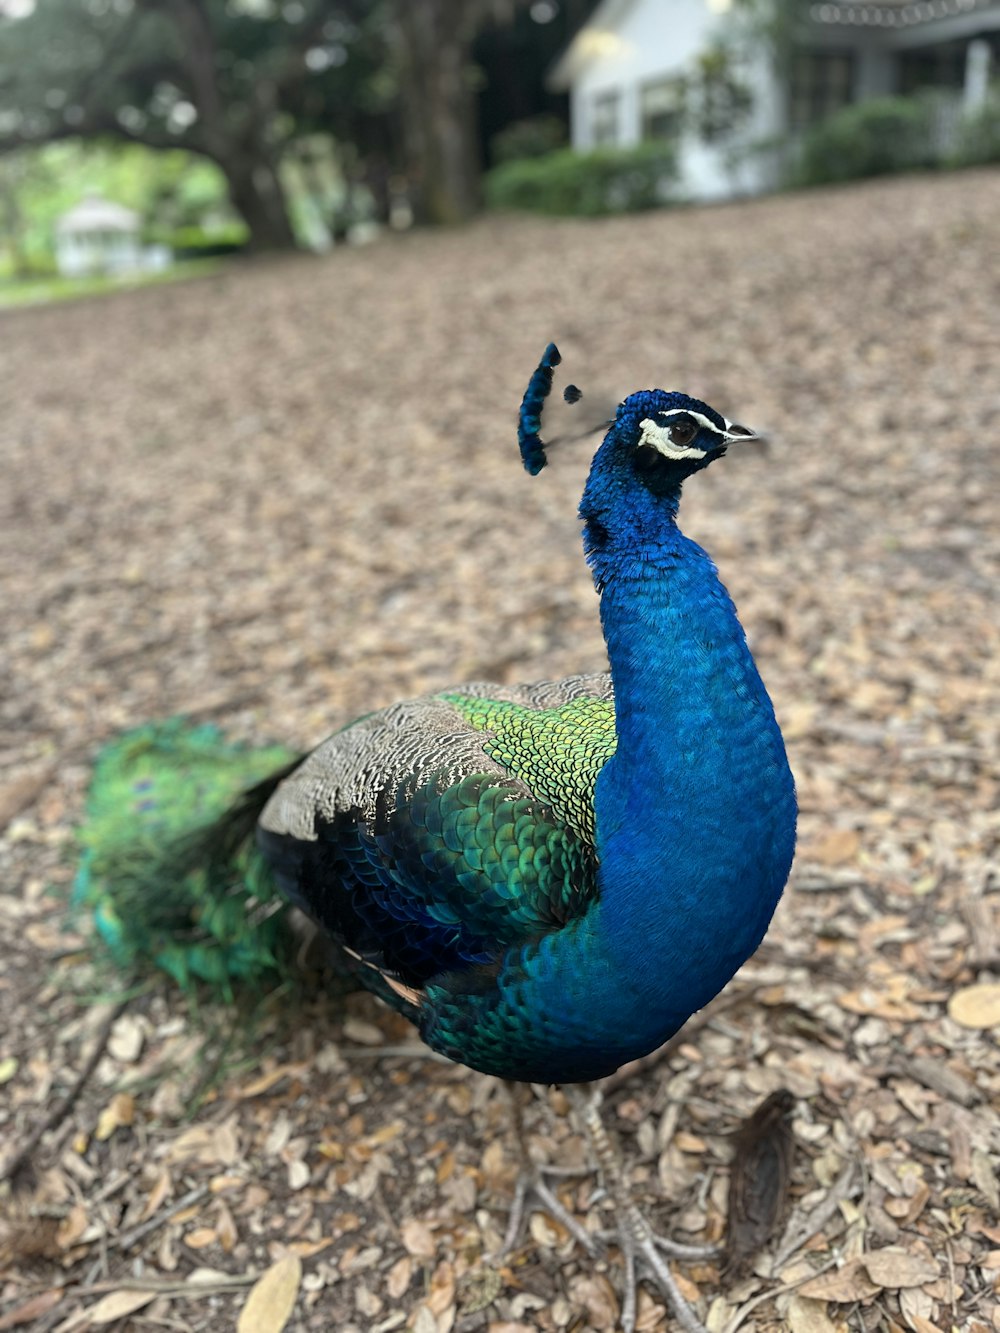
[722,422,758,442]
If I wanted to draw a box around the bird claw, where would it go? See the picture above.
[598,1225,720,1260]
[614,1217,711,1333]
[497,1164,603,1259]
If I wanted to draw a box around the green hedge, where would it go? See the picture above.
[792,96,938,186]
[145,223,248,259]
[491,114,568,166]
[485,141,679,217]
[951,93,1000,165]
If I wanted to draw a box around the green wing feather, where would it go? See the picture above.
[441,693,617,843]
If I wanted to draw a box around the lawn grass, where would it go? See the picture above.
[0,258,224,309]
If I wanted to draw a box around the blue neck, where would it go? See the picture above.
[590,510,796,1024]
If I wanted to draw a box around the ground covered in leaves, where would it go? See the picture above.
[1,170,999,1333]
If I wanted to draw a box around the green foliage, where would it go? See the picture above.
[154,223,249,259]
[691,42,755,143]
[485,142,678,217]
[490,114,567,165]
[0,140,231,268]
[792,96,938,186]
[951,92,1000,165]
[0,261,224,310]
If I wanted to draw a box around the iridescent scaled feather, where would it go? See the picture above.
[443,692,616,842]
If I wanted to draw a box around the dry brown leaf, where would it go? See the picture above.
[675,1131,708,1152]
[861,1248,939,1288]
[948,983,1000,1029]
[287,1159,310,1191]
[184,1227,218,1249]
[568,1273,620,1330]
[971,1149,1000,1210]
[797,1258,882,1303]
[237,1254,302,1333]
[0,1289,65,1330]
[784,1294,844,1333]
[286,1238,332,1258]
[898,1284,936,1329]
[107,1014,144,1063]
[426,1260,457,1316]
[86,1290,158,1325]
[412,1309,438,1333]
[216,1200,238,1253]
[342,1017,384,1045]
[235,1063,308,1098]
[812,829,861,867]
[480,1139,510,1185]
[56,1203,88,1250]
[142,1167,172,1220]
[94,1091,135,1141]
[386,1254,413,1299]
[401,1217,437,1259]
[838,987,920,1022]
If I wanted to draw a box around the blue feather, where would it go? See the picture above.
[517,340,561,475]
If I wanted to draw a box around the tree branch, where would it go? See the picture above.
[0,111,208,163]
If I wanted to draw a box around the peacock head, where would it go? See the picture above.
[517,343,757,557]
[578,391,756,558]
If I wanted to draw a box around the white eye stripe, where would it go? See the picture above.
[639,409,756,461]
[638,416,709,461]
[652,408,726,435]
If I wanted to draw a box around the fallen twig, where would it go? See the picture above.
[771,1158,859,1272]
[721,1255,840,1333]
[0,998,130,1186]
[113,1183,211,1252]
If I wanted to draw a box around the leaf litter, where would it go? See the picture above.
[2,171,999,1331]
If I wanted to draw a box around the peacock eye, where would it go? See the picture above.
[668,420,698,447]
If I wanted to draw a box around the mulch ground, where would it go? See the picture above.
[1,169,998,1333]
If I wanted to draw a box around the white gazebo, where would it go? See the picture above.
[54,195,144,278]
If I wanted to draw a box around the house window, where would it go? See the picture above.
[898,41,967,94]
[640,77,687,141]
[788,50,855,129]
[591,90,621,146]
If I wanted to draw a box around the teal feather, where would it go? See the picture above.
[73,720,300,990]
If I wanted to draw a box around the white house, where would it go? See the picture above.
[549,0,1000,200]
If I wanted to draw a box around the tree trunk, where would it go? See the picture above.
[395,0,483,225]
[223,155,298,252]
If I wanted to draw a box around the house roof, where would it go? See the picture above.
[809,0,998,27]
[56,195,140,234]
[548,0,640,90]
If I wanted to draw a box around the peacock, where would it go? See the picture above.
[73,344,797,1332]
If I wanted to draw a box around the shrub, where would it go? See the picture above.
[792,95,937,187]
[485,141,679,217]
[148,224,249,259]
[491,114,568,166]
[951,92,1000,165]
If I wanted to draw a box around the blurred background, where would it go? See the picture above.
[2,4,999,1331]
[1,0,998,300]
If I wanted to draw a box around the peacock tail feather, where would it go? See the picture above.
[73,719,301,991]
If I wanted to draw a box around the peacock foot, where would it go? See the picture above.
[499,1162,603,1258]
[565,1084,713,1333]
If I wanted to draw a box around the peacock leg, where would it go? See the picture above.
[564,1083,712,1333]
[497,1080,601,1258]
